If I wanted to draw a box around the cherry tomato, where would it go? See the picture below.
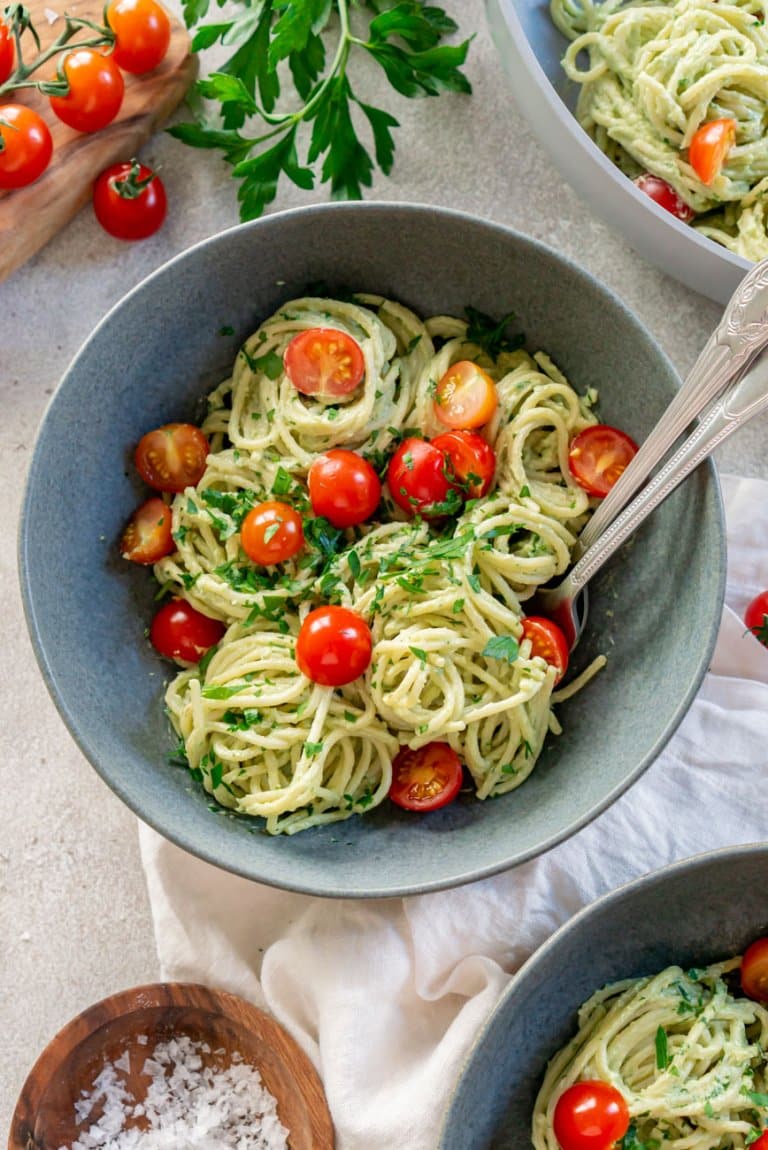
[240,501,304,566]
[552,1081,630,1150]
[389,743,463,812]
[568,425,639,498]
[689,118,736,186]
[748,1132,768,1149]
[432,429,496,498]
[308,449,381,528]
[93,160,167,240]
[434,360,498,430]
[150,599,225,662]
[119,496,174,564]
[522,617,569,684]
[283,328,365,400]
[49,49,124,133]
[0,104,52,189]
[387,437,452,518]
[107,0,171,73]
[744,590,768,649]
[295,606,372,687]
[0,21,15,85]
[634,174,695,223]
[741,936,768,1002]
[134,423,209,493]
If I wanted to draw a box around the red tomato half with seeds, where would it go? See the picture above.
[93,161,167,241]
[568,425,639,498]
[295,606,372,687]
[432,429,496,498]
[240,501,304,566]
[389,743,463,813]
[0,21,15,84]
[49,48,124,133]
[0,104,52,189]
[521,617,569,684]
[634,174,695,223]
[107,0,171,74]
[744,590,768,649]
[284,328,365,400]
[387,437,453,518]
[552,1081,630,1150]
[120,496,174,564]
[741,936,768,1002]
[308,449,381,528]
[689,118,736,186]
[150,600,225,663]
[433,360,498,430]
[134,423,209,493]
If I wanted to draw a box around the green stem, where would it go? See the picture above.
[0,13,113,98]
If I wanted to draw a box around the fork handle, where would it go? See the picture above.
[573,254,768,559]
[564,349,768,594]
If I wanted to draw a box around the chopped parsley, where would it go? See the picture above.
[482,635,519,664]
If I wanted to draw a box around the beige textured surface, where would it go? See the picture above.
[2,0,766,1133]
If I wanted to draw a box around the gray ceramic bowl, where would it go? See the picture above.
[486,0,749,304]
[19,202,725,898]
[438,843,768,1147]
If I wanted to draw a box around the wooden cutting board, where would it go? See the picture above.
[0,0,197,281]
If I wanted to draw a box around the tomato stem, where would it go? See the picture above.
[0,7,114,98]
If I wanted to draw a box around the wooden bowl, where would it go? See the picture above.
[9,982,335,1150]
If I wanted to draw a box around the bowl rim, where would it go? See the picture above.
[437,839,768,1145]
[17,200,727,897]
[485,0,750,304]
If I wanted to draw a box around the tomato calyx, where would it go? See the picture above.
[111,156,157,199]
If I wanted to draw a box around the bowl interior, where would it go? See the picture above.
[19,203,725,897]
[439,845,768,1148]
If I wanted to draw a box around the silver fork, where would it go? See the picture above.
[572,254,768,562]
[533,347,768,649]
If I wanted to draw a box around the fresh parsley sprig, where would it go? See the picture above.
[169,0,472,219]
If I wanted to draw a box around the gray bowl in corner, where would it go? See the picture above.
[486,0,750,304]
[18,202,725,898]
[438,843,768,1147]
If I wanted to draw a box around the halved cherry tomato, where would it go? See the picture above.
[689,118,736,186]
[387,437,453,518]
[0,21,15,84]
[135,423,209,493]
[434,360,498,430]
[49,49,124,133]
[240,501,304,566]
[308,449,381,528]
[295,606,372,686]
[93,160,167,241]
[284,328,365,400]
[107,0,171,74]
[0,104,52,189]
[744,590,768,649]
[389,743,463,812]
[150,599,225,662]
[568,425,638,498]
[552,1081,630,1150]
[741,936,768,1002]
[634,174,695,223]
[120,496,174,564]
[522,617,569,684]
[432,429,496,498]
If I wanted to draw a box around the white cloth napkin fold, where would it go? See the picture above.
[139,473,768,1150]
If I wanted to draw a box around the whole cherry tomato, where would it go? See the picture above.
[568,425,639,498]
[744,590,768,649]
[134,423,209,493]
[387,437,453,518]
[49,48,124,133]
[634,174,695,223]
[308,449,381,528]
[240,501,304,566]
[689,118,736,186]
[0,104,52,189]
[150,599,225,662]
[521,617,569,684]
[0,20,15,84]
[552,1080,630,1150]
[434,360,498,429]
[93,160,167,240]
[431,429,496,498]
[748,1132,768,1149]
[107,0,171,73]
[119,497,174,564]
[295,606,372,686]
[283,328,365,400]
[389,743,463,812]
[741,936,768,1002]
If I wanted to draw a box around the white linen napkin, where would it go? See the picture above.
[139,472,768,1150]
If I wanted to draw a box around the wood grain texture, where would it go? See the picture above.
[9,982,335,1149]
[0,0,197,282]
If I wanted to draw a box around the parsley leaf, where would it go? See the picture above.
[482,635,519,664]
[465,306,525,359]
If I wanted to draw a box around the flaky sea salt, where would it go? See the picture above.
[59,1035,290,1150]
